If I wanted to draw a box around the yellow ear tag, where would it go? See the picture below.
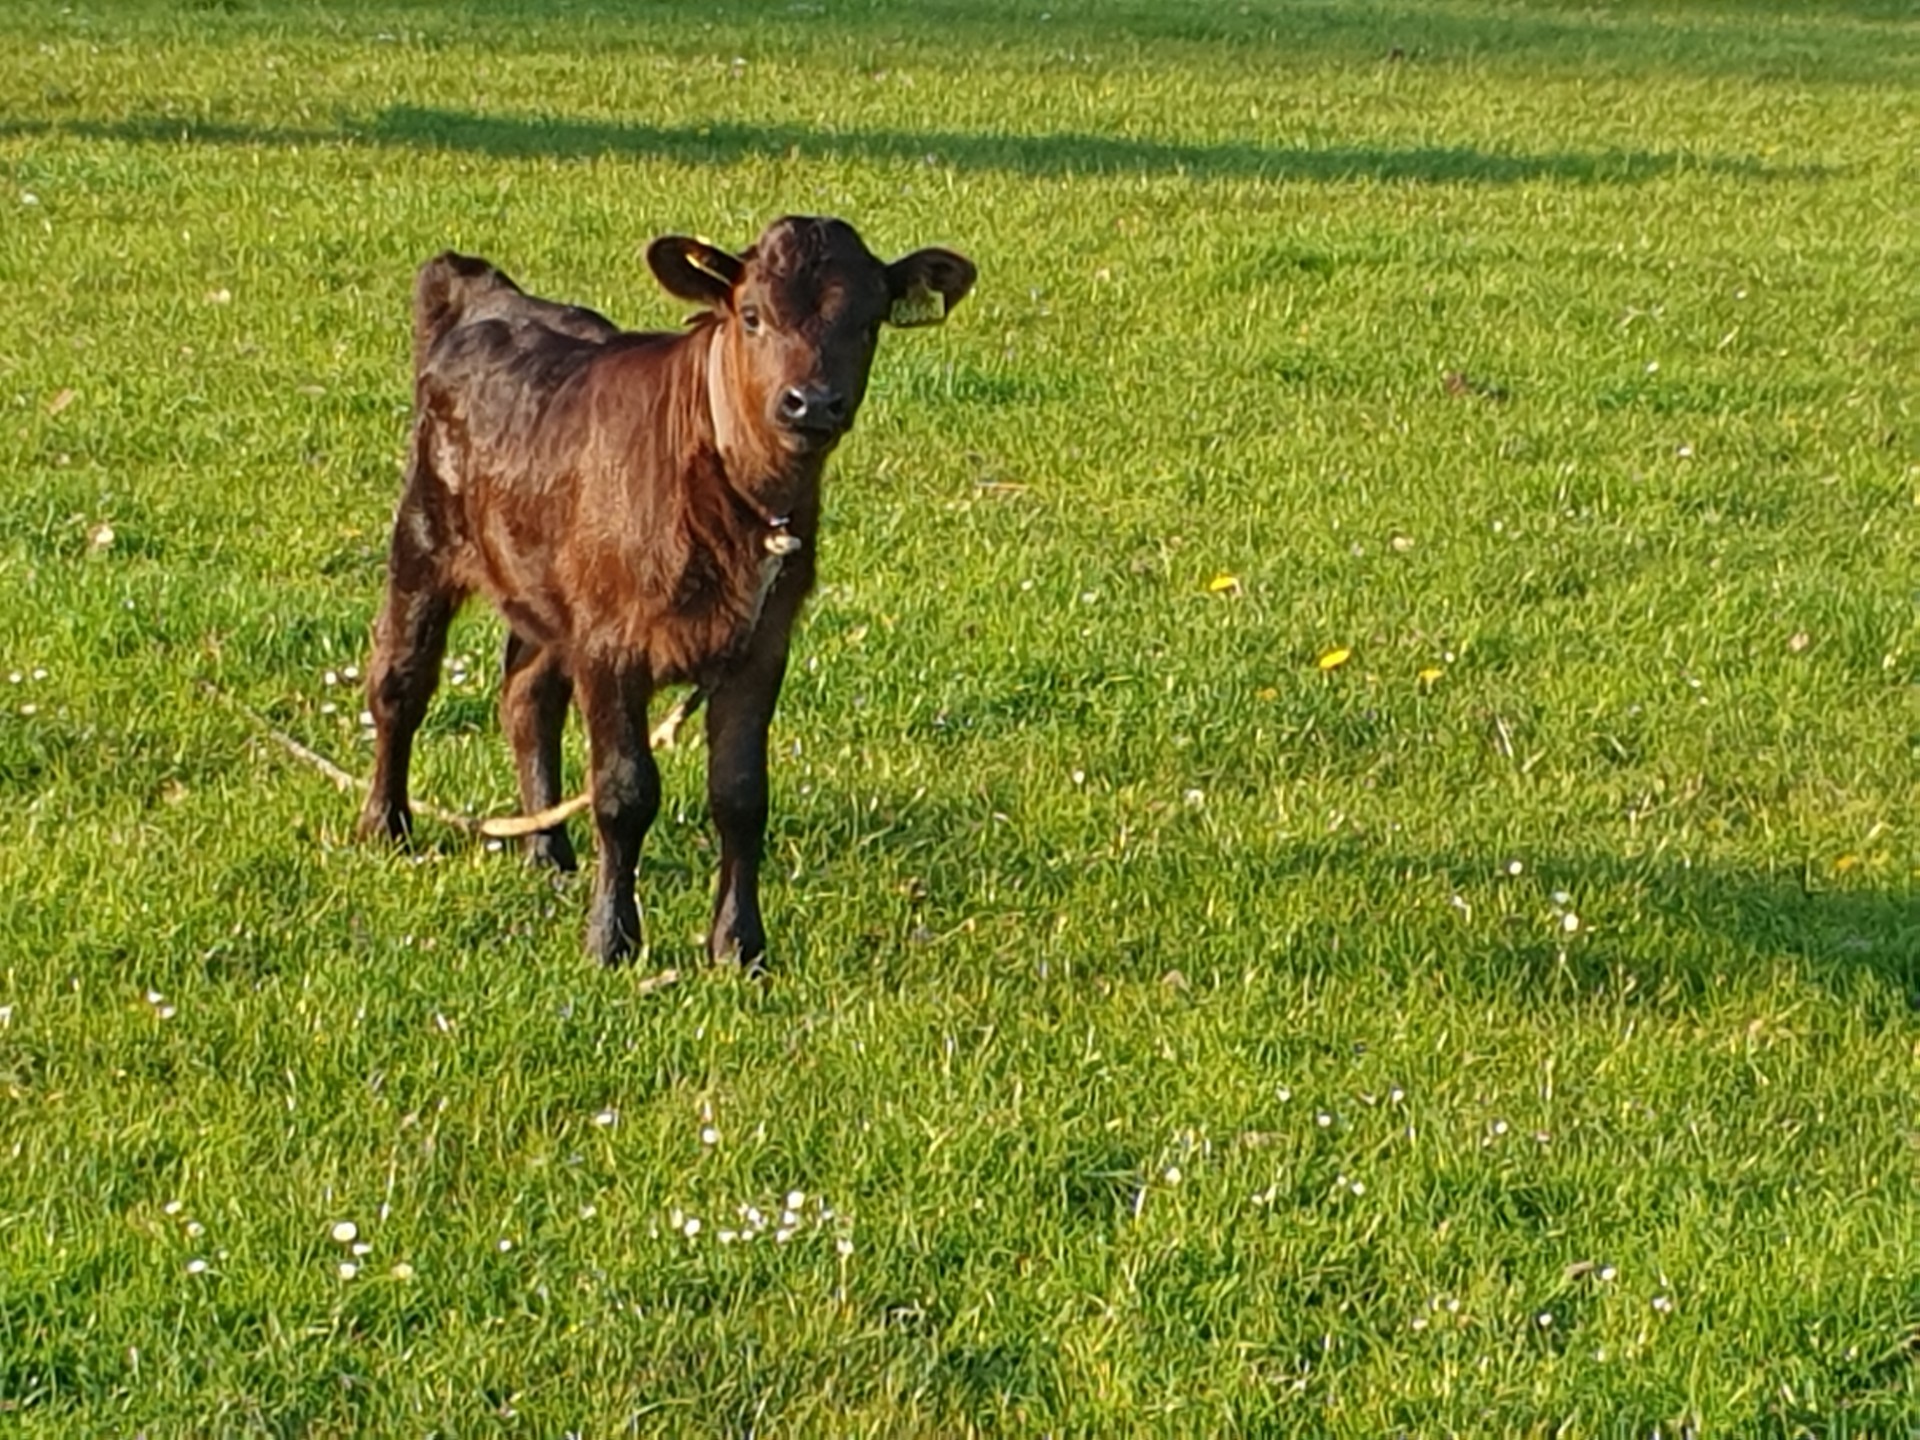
[687,247,732,283]
[890,281,947,328]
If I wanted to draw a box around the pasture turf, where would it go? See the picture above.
[0,1,1914,1433]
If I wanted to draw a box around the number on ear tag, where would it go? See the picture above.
[890,282,947,328]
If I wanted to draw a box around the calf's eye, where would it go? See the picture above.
[740,306,763,334]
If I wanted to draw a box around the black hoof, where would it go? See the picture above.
[522,830,579,873]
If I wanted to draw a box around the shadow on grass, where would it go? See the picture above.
[371,108,1820,186]
[803,785,1917,1009]
[1372,855,1914,1009]
[0,111,1828,187]
[1290,846,1913,1009]
[1521,858,1917,1006]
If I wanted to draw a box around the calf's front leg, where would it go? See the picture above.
[575,664,658,964]
[702,651,787,971]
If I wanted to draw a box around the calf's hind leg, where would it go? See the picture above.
[500,628,577,871]
[359,501,461,844]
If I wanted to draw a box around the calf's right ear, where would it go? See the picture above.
[647,237,745,309]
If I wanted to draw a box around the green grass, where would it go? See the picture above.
[1,0,1915,1433]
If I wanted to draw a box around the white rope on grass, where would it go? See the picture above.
[199,680,705,841]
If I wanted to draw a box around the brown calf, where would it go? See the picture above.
[359,217,976,965]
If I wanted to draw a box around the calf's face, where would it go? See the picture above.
[649,217,976,462]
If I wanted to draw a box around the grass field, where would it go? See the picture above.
[1,0,1916,1433]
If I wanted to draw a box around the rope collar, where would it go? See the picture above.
[706,330,806,560]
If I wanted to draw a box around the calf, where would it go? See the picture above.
[359,217,976,965]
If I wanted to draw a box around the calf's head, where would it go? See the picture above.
[648,216,976,469]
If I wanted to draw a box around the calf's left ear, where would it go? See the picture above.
[885,248,977,328]
[648,236,746,309]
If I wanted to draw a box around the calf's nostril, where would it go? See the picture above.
[779,386,847,430]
